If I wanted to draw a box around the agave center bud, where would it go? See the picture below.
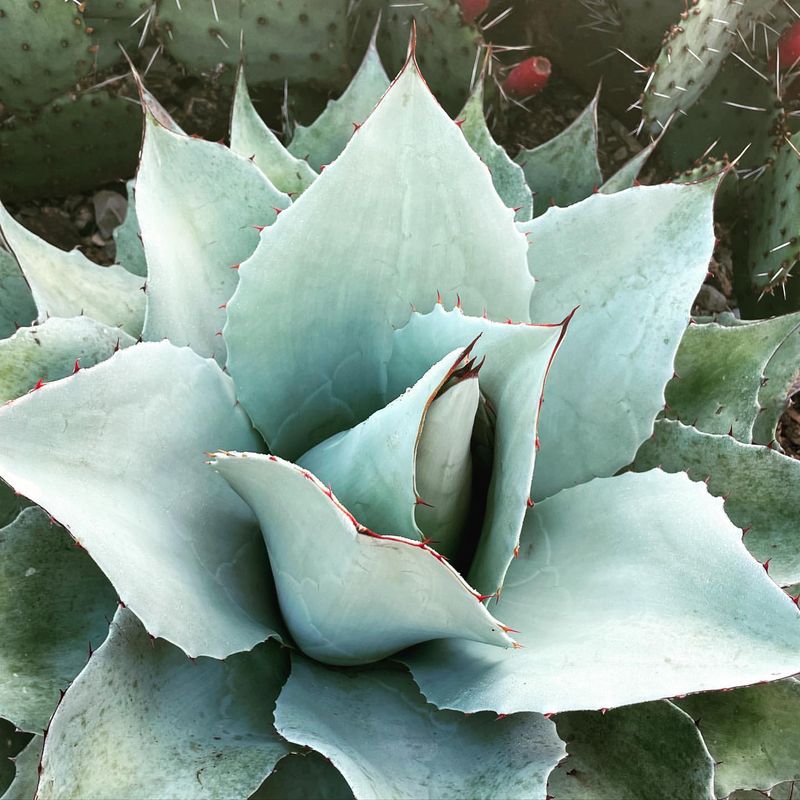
[414,375,480,560]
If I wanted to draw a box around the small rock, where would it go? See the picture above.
[695,283,728,313]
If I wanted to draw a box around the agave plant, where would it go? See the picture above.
[1,30,800,800]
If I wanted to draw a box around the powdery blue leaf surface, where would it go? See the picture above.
[458,78,532,220]
[0,507,116,733]
[230,68,317,197]
[38,608,290,800]
[521,180,717,499]
[298,348,469,541]
[514,92,601,216]
[274,655,565,800]
[0,342,283,659]
[0,249,35,338]
[212,452,514,666]
[677,679,800,797]
[137,108,289,363]
[387,305,567,595]
[112,180,146,278]
[1,733,39,800]
[634,419,800,586]
[288,31,389,172]
[403,470,800,714]
[0,203,144,338]
[226,58,534,459]
[0,317,133,404]
[547,701,714,800]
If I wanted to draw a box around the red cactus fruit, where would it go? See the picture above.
[457,0,489,24]
[777,20,800,69]
[503,56,552,99]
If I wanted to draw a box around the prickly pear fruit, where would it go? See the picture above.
[503,56,551,99]
[457,0,489,24]
[777,20,800,69]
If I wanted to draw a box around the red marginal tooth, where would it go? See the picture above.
[455,118,465,128]
[495,713,507,721]
[72,359,81,374]
[499,624,519,634]
[763,558,772,573]
[513,545,520,558]
[32,378,45,391]
[526,497,534,508]
[352,121,362,132]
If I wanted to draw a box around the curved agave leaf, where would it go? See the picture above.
[754,317,800,445]
[275,655,565,800]
[514,91,602,216]
[38,608,290,800]
[403,470,800,714]
[665,313,800,441]
[137,102,290,364]
[253,752,354,800]
[0,507,116,733]
[599,135,660,194]
[457,77,533,221]
[387,305,568,596]
[226,57,534,459]
[547,701,714,800]
[0,317,133,404]
[212,452,514,666]
[0,249,35,338]
[521,180,718,500]
[112,180,146,278]
[635,419,800,586]
[1,734,40,800]
[297,348,470,541]
[677,679,800,797]
[0,203,144,338]
[0,342,283,659]
[230,67,317,197]
[288,28,389,172]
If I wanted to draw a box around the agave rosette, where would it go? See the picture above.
[1,32,800,800]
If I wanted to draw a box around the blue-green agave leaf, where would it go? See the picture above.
[520,180,718,499]
[0,317,133,404]
[0,342,283,659]
[231,67,317,197]
[599,135,660,194]
[547,701,714,800]
[212,452,514,666]
[38,608,290,800]
[0,249,35,338]
[274,655,565,800]
[253,752,354,800]
[514,91,602,216]
[458,77,533,221]
[677,679,800,797]
[403,470,800,714]
[387,305,568,596]
[227,58,534,459]
[1,734,40,800]
[137,104,290,364]
[288,29,389,172]
[297,348,468,542]
[0,203,144,338]
[112,180,146,278]
[635,419,800,587]
[0,507,116,733]
[665,313,800,441]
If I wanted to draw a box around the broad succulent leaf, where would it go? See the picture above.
[599,136,659,193]
[226,57,534,459]
[0,507,116,733]
[274,655,565,800]
[457,77,533,221]
[547,701,714,800]
[38,608,290,800]
[387,305,567,595]
[254,752,354,800]
[230,67,317,197]
[677,679,800,797]
[0,249,35,338]
[665,313,800,441]
[0,316,133,404]
[112,180,146,278]
[635,419,800,587]
[137,104,290,363]
[1,734,40,800]
[288,29,389,171]
[212,452,514,666]
[0,342,284,658]
[514,92,602,216]
[521,180,718,499]
[0,203,144,338]
[403,470,800,714]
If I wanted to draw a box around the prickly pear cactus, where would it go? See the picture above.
[1,31,800,800]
